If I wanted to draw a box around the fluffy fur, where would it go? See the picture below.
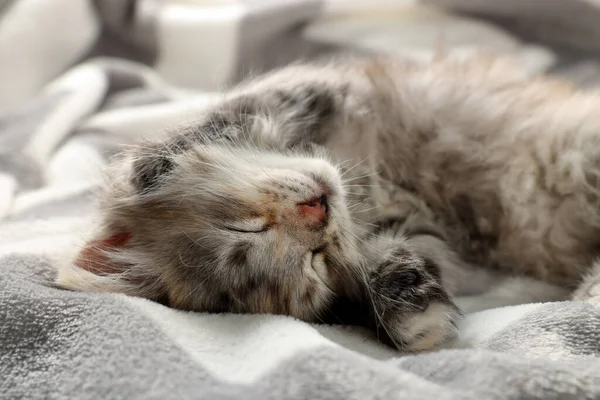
[56,55,600,351]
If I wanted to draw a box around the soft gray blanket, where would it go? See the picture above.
[2,1,600,399]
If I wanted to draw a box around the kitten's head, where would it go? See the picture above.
[56,109,361,322]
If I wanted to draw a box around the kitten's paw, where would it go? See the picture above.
[572,264,600,303]
[385,300,461,352]
[370,257,461,352]
[572,282,600,302]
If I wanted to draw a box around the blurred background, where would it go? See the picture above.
[3,0,600,115]
[5,0,600,194]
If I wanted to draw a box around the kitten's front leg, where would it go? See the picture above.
[361,235,461,352]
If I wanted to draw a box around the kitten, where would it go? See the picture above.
[56,55,600,352]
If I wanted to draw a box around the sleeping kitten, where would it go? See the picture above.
[57,55,600,352]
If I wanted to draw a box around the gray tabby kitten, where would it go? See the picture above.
[57,55,600,352]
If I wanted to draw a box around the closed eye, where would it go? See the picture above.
[225,226,267,233]
[224,218,268,233]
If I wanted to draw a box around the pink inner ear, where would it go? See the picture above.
[74,232,133,275]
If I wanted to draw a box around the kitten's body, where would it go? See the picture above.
[255,57,600,285]
[57,56,600,351]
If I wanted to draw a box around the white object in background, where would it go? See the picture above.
[155,1,322,91]
[155,2,244,91]
[0,0,100,113]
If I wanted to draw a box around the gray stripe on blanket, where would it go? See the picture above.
[395,349,600,400]
[0,254,224,400]
[483,302,600,358]
[0,155,41,190]
[0,91,71,191]
[0,91,68,152]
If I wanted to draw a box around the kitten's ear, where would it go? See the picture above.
[56,232,164,300]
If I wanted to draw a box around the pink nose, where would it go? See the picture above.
[298,195,328,225]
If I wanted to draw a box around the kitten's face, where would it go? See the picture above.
[60,141,362,322]
[160,145,360,319]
